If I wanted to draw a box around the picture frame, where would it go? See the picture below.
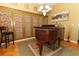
[52,10,69,22]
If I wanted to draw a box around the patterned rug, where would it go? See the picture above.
[16,39,79,56]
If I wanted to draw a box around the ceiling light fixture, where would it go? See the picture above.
[38,4,51,16]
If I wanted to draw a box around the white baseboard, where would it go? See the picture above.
[1,37,36,46]
[14,37,35,43]
[64,38,77,43]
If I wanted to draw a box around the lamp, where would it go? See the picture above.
[38,4,51,16]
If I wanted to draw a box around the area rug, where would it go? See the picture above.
[28,43,62,56]
[16,39,79,56]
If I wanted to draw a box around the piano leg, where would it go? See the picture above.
[39,44,43,56]
[58,37,61,47]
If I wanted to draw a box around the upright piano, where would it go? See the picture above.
[34,25,64,55]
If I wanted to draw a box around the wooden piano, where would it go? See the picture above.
[34,25,64,55]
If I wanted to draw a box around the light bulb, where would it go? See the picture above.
[40,6,43,9]
[43,12,46,16]
[38,8,41,11]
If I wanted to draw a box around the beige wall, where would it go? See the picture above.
[48,3,79,41]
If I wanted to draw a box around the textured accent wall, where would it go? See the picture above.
[0,6,48,40]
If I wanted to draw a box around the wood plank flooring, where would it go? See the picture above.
[61,40,79,49]
[0,44,19,56]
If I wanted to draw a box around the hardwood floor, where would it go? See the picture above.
[61,40,79,49]
[0,39,79,56]
[0,44,19,56]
